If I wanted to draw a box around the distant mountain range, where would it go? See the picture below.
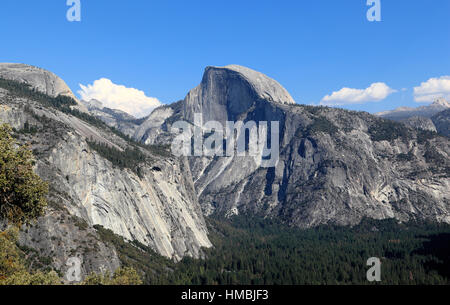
[376,98,450,120]
[376,97,450,137]
[0,63,212,279]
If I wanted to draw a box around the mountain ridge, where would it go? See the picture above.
[130,65,450,228]
[376,97,450,120]
[1,63,449,279]
[0,69,212,279]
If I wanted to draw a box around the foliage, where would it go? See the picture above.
[397,151,414,162]
[173,216,450,285]
[0,78,76,109]
[0,228,61,285]
[82,267,142,285]
[368,119,411,142]
[145,144,172,158]
[0,124,48,225]
[96,215,450,285]
[416,129,438,144]
[306,116,338,135]
[71,215,89,231]
[423,142,446,164]
[19,121,38,135]
[0,77,172,160]
[86,140,147,176]
[93,224,173,284]
[0,123,60,285]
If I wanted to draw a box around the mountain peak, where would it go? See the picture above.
[204,65,296,105]
[81,98,104,110]
[0,63,87,112]
[182,65,296,123]
[0,63,75,99]
[431,97,450,108]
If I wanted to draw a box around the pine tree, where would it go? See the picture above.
[0,123,48,225]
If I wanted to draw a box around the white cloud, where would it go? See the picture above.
[413,76,450,103]
[320,82,396,106]
[78,78,162,118]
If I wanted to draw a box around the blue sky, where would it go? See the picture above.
[1,0,449,115]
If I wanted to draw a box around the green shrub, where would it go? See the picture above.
[369,119,411,142]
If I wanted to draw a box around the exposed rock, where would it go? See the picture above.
[81,99,141,137]
[18,210,121,283]
[0,63,88,113]
[135,102,181,145]
[401,116,437,132]
[433,97,450,108]
[0,68,212,277]
[377,98,450,120]
[82,98,104,110]
[432,109,450,138]
[138,65,450,228]
[182,65,295,125]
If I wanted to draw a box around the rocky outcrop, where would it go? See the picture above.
[134,101,185,146]
[432,109,450,137]
[0,63,75,99]
[401,116,437,132]
[138,65,450,228]
[18,210,121,282]
[0,67,212,278]
[182,65,295,125]
[81,99,141,137]
[0,63,87,113]
[376,98,450,137]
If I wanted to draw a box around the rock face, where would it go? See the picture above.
[0,63,87,114]
[81,99,141,137]
[18,211,121,282]
[138,65,450,227]
[432,109,450,138]
[182,65,295,125]
[401,116,437,132]
[134,103,179,145]
[0,65,212,279]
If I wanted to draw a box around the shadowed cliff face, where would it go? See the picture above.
[136,65,450,228]
[182,65,295,125]
[0,63,87,113]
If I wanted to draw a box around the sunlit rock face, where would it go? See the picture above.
[182,65,295,125]
[401,116,437,133]
[136,65,450,227]
[0,63,88,114]
[0,64,212,271]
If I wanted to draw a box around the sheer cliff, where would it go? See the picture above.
[137,65,450,227]
[0,66,212,279]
